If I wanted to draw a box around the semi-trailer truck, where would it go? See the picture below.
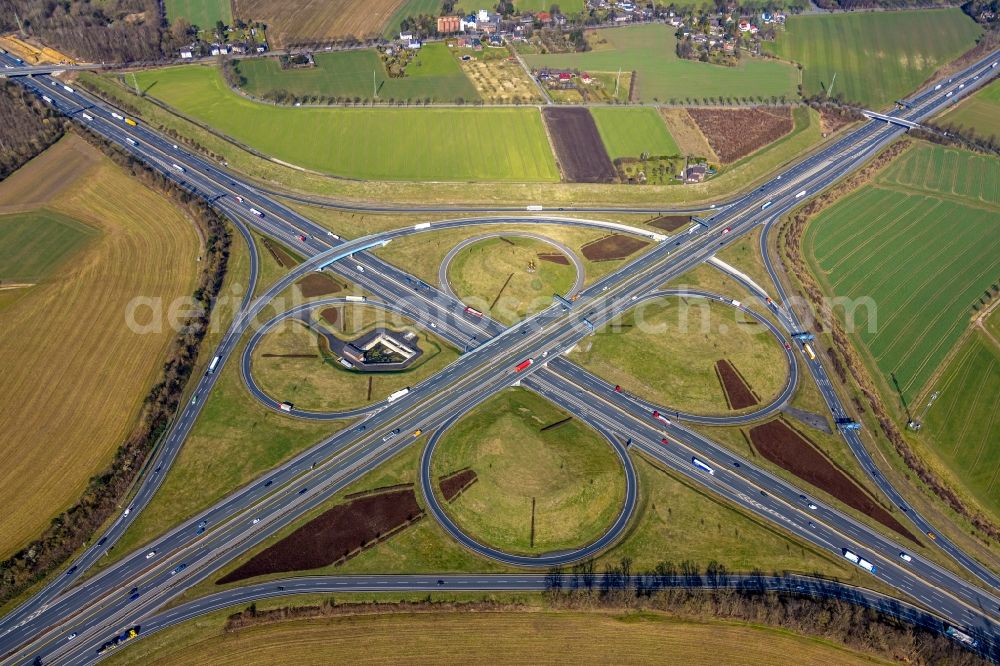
[96,626,141,655]
[171,163,185,173]
[691,458,715,475]
[345,295,367,302]
[125,137,137,146]
[413,222,431,230]
[464,306,483,317]
[842,549,876,573]
[62,84,74,93]
[945,626,980,648]
[387,387,410,403]
[279,402,293,412]
[514,358,534,373]
[249,208,264,217]
[207,355,221,374]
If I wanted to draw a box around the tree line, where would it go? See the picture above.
[0,0,189,63]
[543,558,989,664]
[0,125,232,607]
[0,80,66,180]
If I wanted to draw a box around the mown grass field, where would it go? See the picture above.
[917,318,1000,523]
[81,69,827,206]
[164,0,231,29]
[938,79,1000,140]
[252,307,460,412]
[591,107,680,159]
[373,223,638,287]
[237,42,480,103]
[0,135,200,558]
[448,236,576,325]
[105,610,890,666]
[764,9,982,109]
[0,210,97,283]
[236,0,405,46]
[575,296,788,415]
[804,143,1000,399]
[430,389,626,554]
[524,24,799,103]
[133,65,559,181]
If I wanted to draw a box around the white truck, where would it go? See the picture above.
[413,222,431,230]
[345,295,367,302]
[171,163,185,173]
[249,208,264,217]
[387,387,410,403]
[207,355,221,374]
[111,112,124,120]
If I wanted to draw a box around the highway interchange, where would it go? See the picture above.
[1,48,1000,664]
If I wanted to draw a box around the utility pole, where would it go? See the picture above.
[890,371,921,430]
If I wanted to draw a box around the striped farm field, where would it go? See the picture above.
[104,609,891,666]
[918,323,1000,522]
[132,65,559,182]
[0,134,200,558]
[804,143,1000,400]
[590,107,680,159]
[764,9,982,109]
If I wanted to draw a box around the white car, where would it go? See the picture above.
[356,265,364,272]
[252,518,260,525]
[899,552,912,562]
[145,550,157,559]
[123,506,132,517]
[67,633,77,641]
[807,503,818,510]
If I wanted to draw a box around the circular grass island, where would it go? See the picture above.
[429,388,626,556]
[250,305,458,413]
[575,296,788,415]
[448,236,577,326]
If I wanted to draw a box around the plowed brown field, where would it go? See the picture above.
[748,420,917,543]
[687,107,794,163]
[542,107,616,183]
[233,0,406,45]
[218,488,422,583]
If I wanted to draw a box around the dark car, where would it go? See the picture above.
[97,537,107,546]
[298,487,308,495]
[65,566,77,576]
[264,479,273,487]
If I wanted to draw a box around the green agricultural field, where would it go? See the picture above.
[383,0,442,38]
[236,42,480,103]
[918,324,1000,522]
[575,296,788,415]
[164,0,232,29]
[448,236,576,325]
[523,23,798,102]
[804,143,1000,400]
[590,107,680,159]
[431,388,626,554]
[132,65,559,182]
[938,79,1000,139]
[0,210,97,282]
[764,9,981,109]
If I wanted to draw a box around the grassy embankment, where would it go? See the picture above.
[574,297,788,415]
[132,65,558,182]
[429,389,627,554]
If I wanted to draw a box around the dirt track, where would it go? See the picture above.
[542,108,616,183]
[748,420,917,543]
[440,469,478,502]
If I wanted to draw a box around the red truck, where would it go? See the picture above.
[514,359,534,373]
[464,306,484,317]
